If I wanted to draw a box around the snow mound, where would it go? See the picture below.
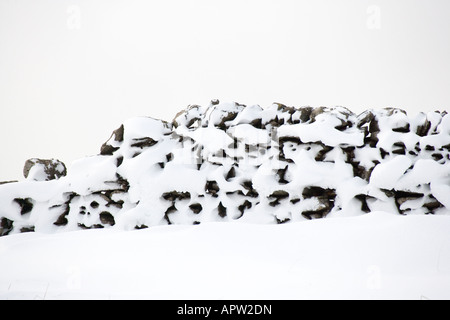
[1,212,450,299]
[1,101,449,235]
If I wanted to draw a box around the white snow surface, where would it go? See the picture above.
[1,211,450,300]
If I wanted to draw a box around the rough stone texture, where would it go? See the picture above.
[23,158,67,181]
[0,100,449,236]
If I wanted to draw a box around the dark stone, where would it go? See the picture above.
[78,223,104,230]
[299,107,313,122]
[354,194,371,213]
[269,200,280,207]
[162,191,191,202]
[53,192,79,226]
[216,112,238,131]
[115,174,130,192]
[241,180,259,198]
[301,207,330,220]
[335,120,353,131]
[393,190,424,214]
[274,102,289,111]
[394,190,424,202]
[189,203,203,214]
[20,226,35,233]
[131,137,158,149]
[100,144,119,155]
[113,124,125,142]
[166,153,174,162]
[225,166,236,181]
[106,199,124,209]
[380,148,389,159]
[341,146,373,180]
[266,115,284,128]
[276,217,291,224]
[249,118,262,129]
[416,119,431,137]
[116,156,124,167]
[217,202,227,218]
[64,191,79,203]
[99,211,115,226]
[423,198,443,212]
[380,188,395,198]
[341,146,356,162]
[238,200,252,215]
[393,142,406,148]
[392,123,410,133]
[269,190,289,200]
[0,181,18,185]
[315,145,334,162]
[358,111,380,147]
[302,186,333,199]
[23,158,67,181]
[165,204,177,215]
[276,165,289,184]
[310,107,327,123]
[173,106,203,128]
[100,125,124,155]
[54,213,69,226]
[226,190,245,196]
[268,190,289,207]
[279,136,302,145]
[392,148,406,155]
[90,201,100,209]
[205,181,220,197]
[301,186,337,219]
[0,217,14,236]
[135,224,148,230]
[13,198,34,215]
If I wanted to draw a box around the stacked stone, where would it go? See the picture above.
[0,101,448,236]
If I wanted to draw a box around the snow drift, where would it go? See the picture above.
[1,211,450,299]
[1,101,449,235]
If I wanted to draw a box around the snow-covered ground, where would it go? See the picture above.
[1,211,450,300]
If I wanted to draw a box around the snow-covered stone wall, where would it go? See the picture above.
[1,101,449,235]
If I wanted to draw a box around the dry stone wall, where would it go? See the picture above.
[0,101,449,235]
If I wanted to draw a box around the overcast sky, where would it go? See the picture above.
[1,0,450,181]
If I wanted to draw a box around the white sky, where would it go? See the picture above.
[1,0,450,181]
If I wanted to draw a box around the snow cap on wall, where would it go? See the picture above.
[0,100,449,236]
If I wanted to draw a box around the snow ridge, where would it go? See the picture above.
[0,101,449,235]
